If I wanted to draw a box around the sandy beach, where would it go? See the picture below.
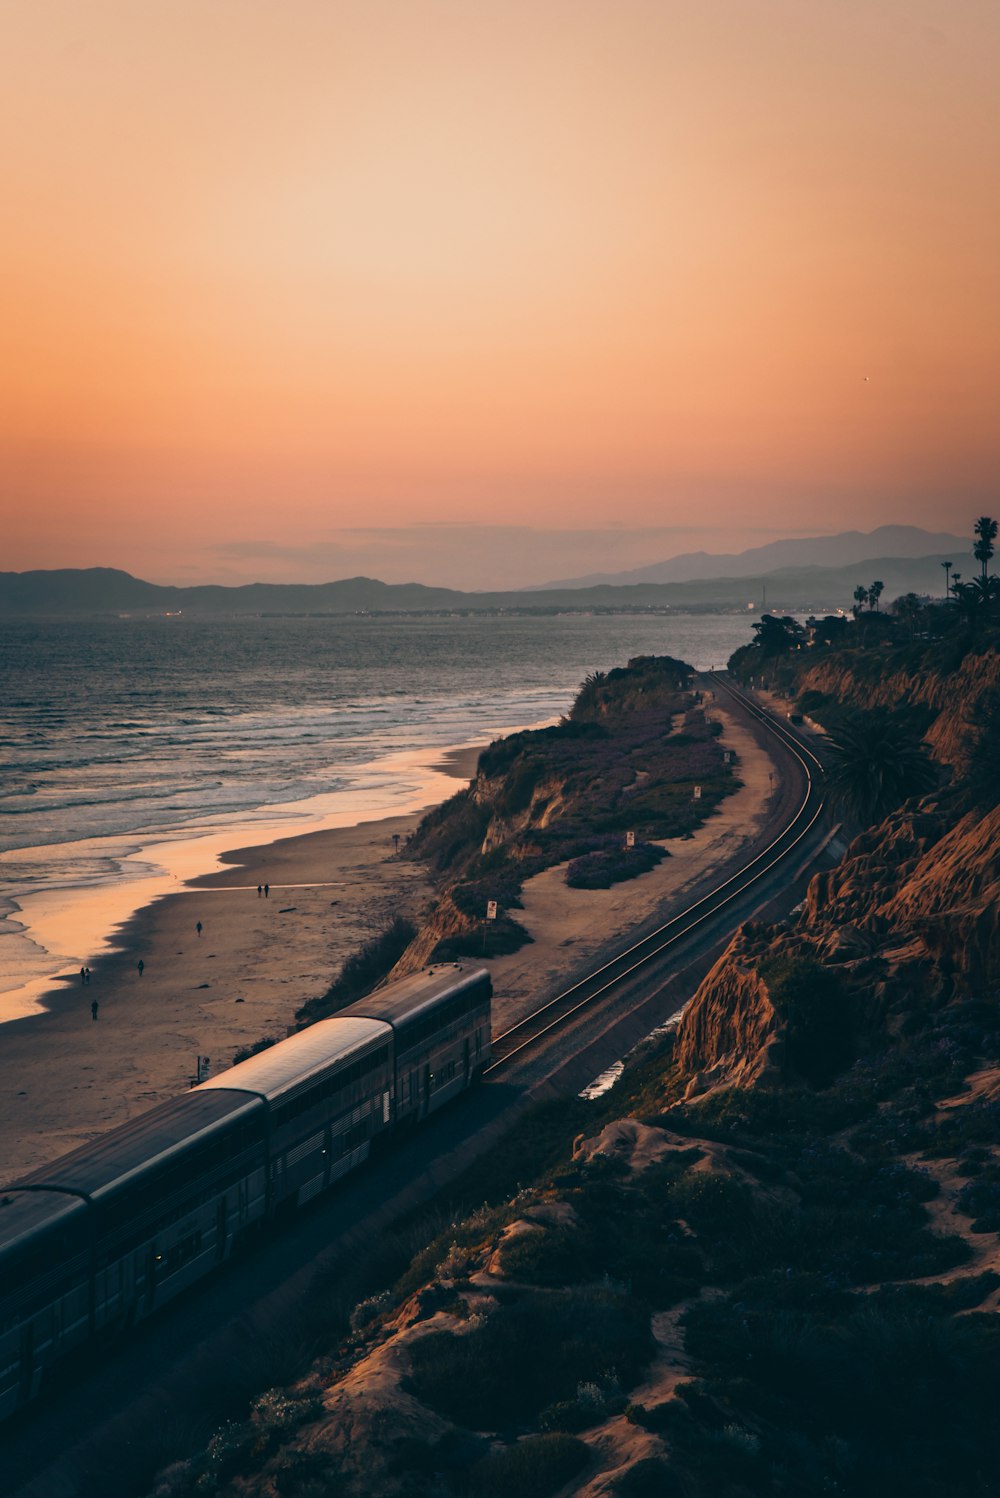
[0,747,481,1176]
[0,710,773,1180]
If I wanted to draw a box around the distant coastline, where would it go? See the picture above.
[0,541,966,618]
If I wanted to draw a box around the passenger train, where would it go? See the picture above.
[0,964,491,1420]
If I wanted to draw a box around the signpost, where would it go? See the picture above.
[484,899,498,954]
[693,785,702,800]
[625,830,635,849]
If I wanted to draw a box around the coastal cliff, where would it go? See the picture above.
[390,656,738,973]
[793,644,1000,771]
[145,618,1000,1498]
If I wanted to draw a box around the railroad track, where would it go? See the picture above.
[485,674,827,1074]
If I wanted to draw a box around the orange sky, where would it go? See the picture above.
[2,1,998,586]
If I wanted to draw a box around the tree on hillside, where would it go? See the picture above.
[852,585,869,621]
[806,614,849,648]
[568,670,608,721]
[891,592,923,640]
[868,580,885,612]
[824,710,937,826]
[973,516,998,581]
[751,614,805,657]
[951,576,1000,634]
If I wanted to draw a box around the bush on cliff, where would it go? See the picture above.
[461,1433,591,1497]
[760,954,854,1086]
[296,914,417,1024]
[824,709,938,827]
[405,1287,654,1429]
[565,837,667,889]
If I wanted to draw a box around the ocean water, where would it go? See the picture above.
[0,612,758,1014]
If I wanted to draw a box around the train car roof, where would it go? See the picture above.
[0,1186,86,1254]
[340,964,490,1029]
[197,1016,390,1103]
[6,1090,259,1201]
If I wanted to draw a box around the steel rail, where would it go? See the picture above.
[485,673,826,1074]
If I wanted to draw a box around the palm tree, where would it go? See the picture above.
[973,516,998,581]
[941,559,952,599]
[824,710,937,826]
[570,670,608,720]
[868,579,885,612]
[852,585,868,620]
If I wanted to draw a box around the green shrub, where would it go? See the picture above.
[296,915,417,1024]
[406,1288,654,1428]
[760,953,854,1086]
[566,840,666,889]
[461,1434,590,1497]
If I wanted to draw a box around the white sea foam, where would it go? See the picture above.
[0,611,761,1022]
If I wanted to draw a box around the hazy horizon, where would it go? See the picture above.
[4,520,973,594]
[3,3,998,580]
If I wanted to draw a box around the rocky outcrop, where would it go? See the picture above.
[807,800,1000,993]
[673,792,1000,1099]
[795,644,1000,770]
[673,925,784,1094]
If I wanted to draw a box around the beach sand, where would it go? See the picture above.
[0,810,439,1176]
[0,706,775,1178]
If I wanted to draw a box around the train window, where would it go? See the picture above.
[96,1120,267,1255]
[269,1044,390,1130]
[334,1121,369,1158]
[397,986,488,1052]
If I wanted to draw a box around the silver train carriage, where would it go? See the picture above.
[0,964,491,1420]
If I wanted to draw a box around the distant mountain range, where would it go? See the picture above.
[0,543,968,618]
[531,525,969,589]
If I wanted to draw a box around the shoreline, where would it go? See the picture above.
[0,699,778,1178]
[0,745,484,1176]
[0,740,487,1026]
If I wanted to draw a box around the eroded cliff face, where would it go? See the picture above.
[674,794,1000,1097]
[672,925,783,1093]
[796,645,1000,770]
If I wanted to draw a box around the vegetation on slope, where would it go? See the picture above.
[405,655,738,959]
[142,518,1000,1498]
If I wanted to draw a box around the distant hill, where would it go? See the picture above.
[531,525,968,589]
[0,550,968,617]
[0,568,468,616]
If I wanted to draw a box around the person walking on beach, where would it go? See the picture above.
[196,921,203,937]
[257,884,262,898]
[91,999,99,1020]
[137,959,144,977]
[264,883,269,899]
[80,967,86,985]
[84,966,91,984]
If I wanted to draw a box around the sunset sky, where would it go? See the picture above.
[2,1,998,588]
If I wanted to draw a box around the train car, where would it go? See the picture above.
[341,964,492,1125]
[0,1190,91,1420]
[197,1016,394,1209]
[0,968,492,1420]
[8,1091,266,1337]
